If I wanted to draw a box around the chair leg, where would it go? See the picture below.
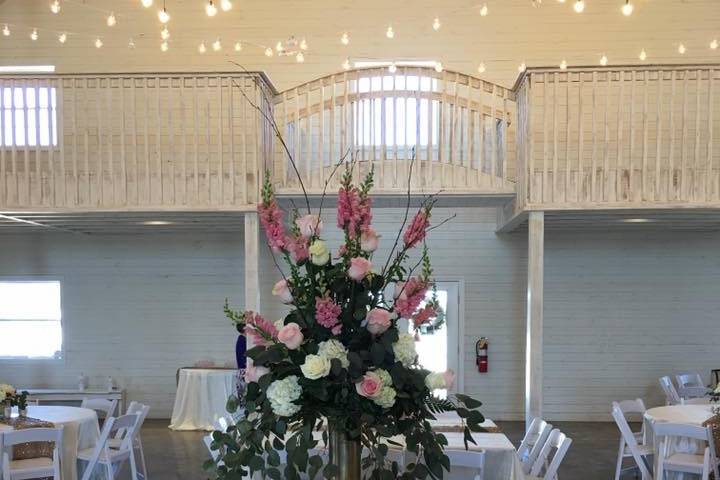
[615,438,625,480]
[137,437,149,479]
[129,446,140,480]
[105,461,115,480]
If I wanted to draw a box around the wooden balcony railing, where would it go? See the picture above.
[270,67,516,195]
[0,72,271,210]
[515,65,719,210]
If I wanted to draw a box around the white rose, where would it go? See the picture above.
[266,376,302,417]
[309,240,330,266]
[715,384,720,395]
[0,384,15,396]
[392,333,417,367]
[373,386,397,409]
[317,339,350,368]
[300,354,332,380]
[425,372,445,390]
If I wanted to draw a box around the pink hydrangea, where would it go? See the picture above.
[315,296,342,330]
[403,209,430,249]
[243,311,279,347]
[286,235,309,263]
[258,200,286,252]
[394,278,428,318]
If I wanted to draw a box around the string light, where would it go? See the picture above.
[206,1,218,17]
[128,38,136,48]
[433,17,441,31]
[107,12,117,27]
[388,62,397,73]
[559,59,568,70]
[198,41,207,53]
[95,37,103,48]
[477,62,486,73]
[58,32,67,43]
[275,41,284,52]
[557,0,566,2]
[220,0,232,11]
[30,29,38,41]
[573,0,585,13]
[234,41,242,51]
[161,40,169,51]
[711,39,719,50]
[600,54,608,66]
[212,38,222,51]
[518,62,527,72]
[678,43,686,54]
[141,0,153,7]
[296,52,305,63]
[434,62,443,73]
[265,47,274,57]
[50,1,61,14]
[480,3,489,16]
[622,0,633,16]
[341,32,349,45]
[300,38,308,50]
[2,25,10,37]
[386,25,394,39]
[342,57,351,70]
[158,7,170,23]
[639,48,647,61]
[161,26,170,40]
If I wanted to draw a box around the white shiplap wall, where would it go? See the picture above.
[0,232,244,418]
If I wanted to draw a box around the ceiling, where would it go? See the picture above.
[0,0,718,91]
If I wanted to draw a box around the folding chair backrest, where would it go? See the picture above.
[523,421,554,474]
[612,404,652,479]
[654,422,718,479]
[529,429,573,480]
[0,427,63,448]
[81,398,118,419]
[115,402,150,441]
[444,449,485,479]
[659,376,681,405]
[676,373,704,389]
[519,417,549,458]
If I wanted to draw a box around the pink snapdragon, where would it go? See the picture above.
[315,296,342,330]
[412,304,436,328]
[243,311,279,347]
[286,235,309,263]
[258,200,286,252]
[403,209,430,249]
[337,186,362,237]
[394,278,428,318]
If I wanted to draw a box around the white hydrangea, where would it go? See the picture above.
[425,372,445,390]
[274,319,285,331]
[266,376,302,417]
[374,368,392,386]
[374,386,397,409]
[0,384,15,395]
[0,390,5,403]
[392,333,417,367]
[300,354,332,380]
[317,339,349,368]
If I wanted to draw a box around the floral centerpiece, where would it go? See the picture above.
[206,164,485,480]
[1,384,17,417]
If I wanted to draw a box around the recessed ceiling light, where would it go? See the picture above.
[142,220,174,226]
[622,218,654,223]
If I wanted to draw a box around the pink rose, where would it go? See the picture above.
[355,371,383,398]
[366,308,392,335]
[348,257,372,282]
[272,279,293,304]
[296,214,323,238]
[244,363,270,383]
[360,228,380,252]
[277,322,304,350]
[442,369,455,390]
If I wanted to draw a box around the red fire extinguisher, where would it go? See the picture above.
[476,337,488,373]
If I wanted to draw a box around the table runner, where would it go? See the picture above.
[0,415,55,460]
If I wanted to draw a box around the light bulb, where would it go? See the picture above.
[600,54,608,66]
[388,62,397,73]
[480,3,488,16]
[265,47,273,57]
[107,12,117,27]
[557,0,566,2]
[30,29,38,41]
[220,0,232,11]
[559,59,567,70]
[639,49,647,61]
[161,40,168,51]
[205,1,217,17]
[198,42,207,53]
[299,38,308,50]
[386,25,394,39]
[341,32,349,45]
[161,26,170,40]
[573,0,585,13]
[622,1,633,16]
[50,0,61,14]
[95,37,103,48]
[434,62,443,73]
[678,43,686,54]
[158,8,170,23]
[342,58,351,70]
[212,38,222,51]
[234,41,242,51]
[275,41,283,52]
[711,39,719,50]
[433,17,441,31]
[3,25,10,37]
[58,32,67,43]
[128,38,136,49]
[518,62,527,72]
[296,52,304,63]
[477,62,486,73]
[141,0,153,7]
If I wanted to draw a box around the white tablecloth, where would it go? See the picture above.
[644,404,714,480]
[0,405,100,480]
[169,368,238,431]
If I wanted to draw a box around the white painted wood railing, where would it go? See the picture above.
[0,73,270,210]
[516,65,720,209]
[271,67,516,195]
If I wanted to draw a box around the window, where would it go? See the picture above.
[0,281,63,359]
[1,86,58,147]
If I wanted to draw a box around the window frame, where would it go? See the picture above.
[0,84,60,151]
[0,276,65,362]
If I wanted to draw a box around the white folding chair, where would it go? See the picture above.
[527,429,573,480]
[444,449,486,480]
[1,427,63,480]
[78,414,140,480]
[81,398,118,424]
[659,376,681,406]
[109,402,150,480]
[519,417,553,474]
[611,402,653,480]
[654,422,719,480]
[676,373,705,389]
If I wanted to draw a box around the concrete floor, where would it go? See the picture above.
[139,419,631,479]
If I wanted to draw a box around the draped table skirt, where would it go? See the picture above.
[169,368,238,431]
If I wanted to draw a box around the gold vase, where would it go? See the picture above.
[328,425,361,480]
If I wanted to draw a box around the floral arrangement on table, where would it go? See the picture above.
[205,162,486,480]
[710,384,720,415]
[0,384,28,417]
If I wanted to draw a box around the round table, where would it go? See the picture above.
[169,368,238,431]
[0,405,100,480]
[644,404,715,480]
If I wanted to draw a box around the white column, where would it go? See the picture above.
[526,211,544,428]
[244,212,260,348]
